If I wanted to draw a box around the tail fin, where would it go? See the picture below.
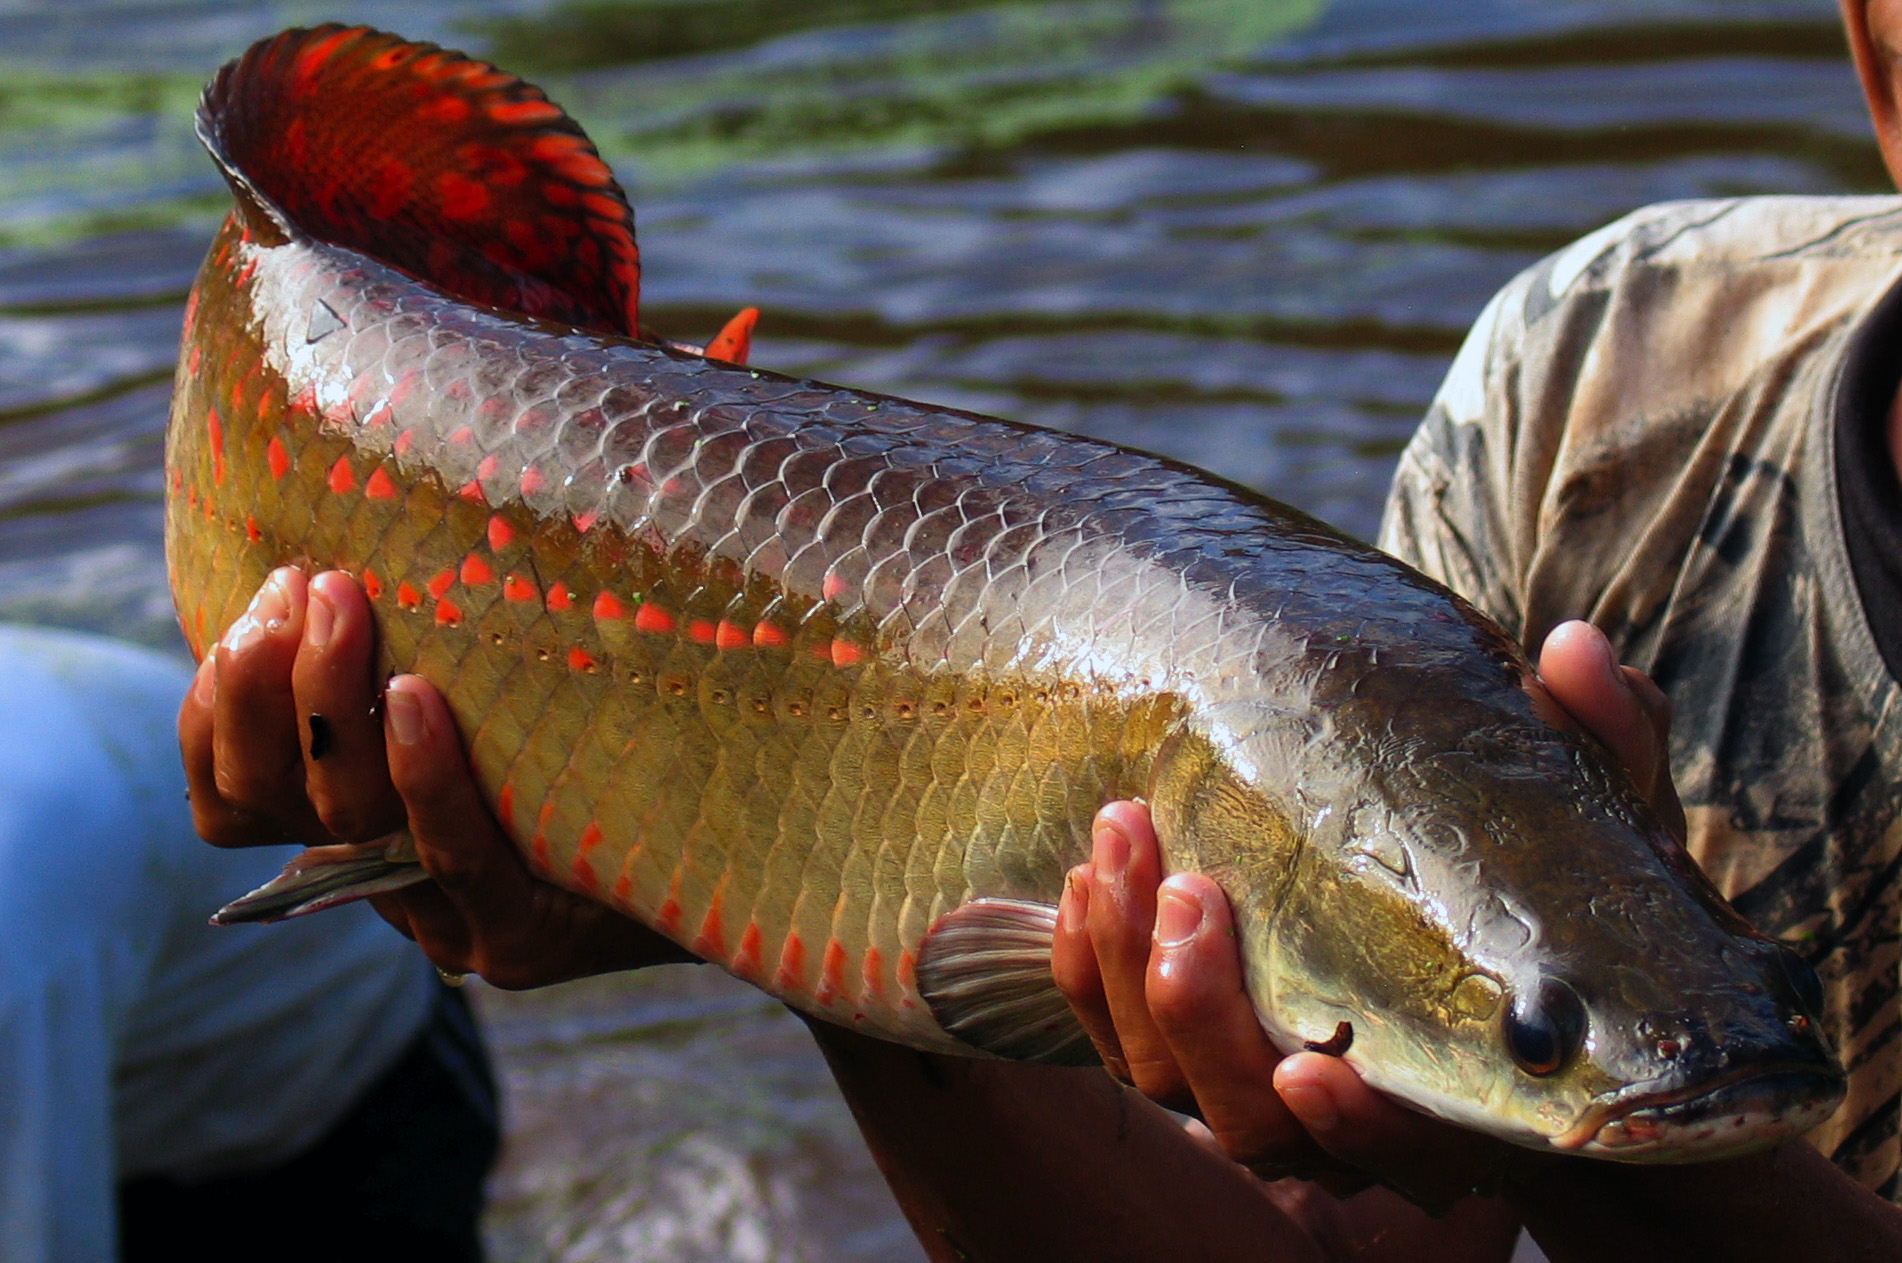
[197,25,640,336]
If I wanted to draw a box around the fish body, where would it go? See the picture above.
[167,26,1844,1161]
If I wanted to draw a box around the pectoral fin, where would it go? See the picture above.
[211,832,428,925]
[916,898,1098,1066]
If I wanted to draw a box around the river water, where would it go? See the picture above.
[0,0,1876,1258]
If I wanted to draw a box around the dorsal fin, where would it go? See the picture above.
[197,25,639,337]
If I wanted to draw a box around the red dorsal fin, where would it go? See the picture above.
[197,25,639,337]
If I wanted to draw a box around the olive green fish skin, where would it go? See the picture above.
[166,211,1842,1160]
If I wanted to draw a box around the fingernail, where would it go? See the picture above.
[257,570,292,631]
[387,686,426,746]
[1093,818,1130,884]
[192,656,215,707]
[306,586,335,648]
[1059,868,1088,933]
[1280,1082,1340,1134]
[1155,887,1204,948]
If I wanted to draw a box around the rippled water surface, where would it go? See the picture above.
[0,0,1877,1258]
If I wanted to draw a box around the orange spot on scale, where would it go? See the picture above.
[394,430,414,456]
[822,571,846,602]
[816,939,849,1006]
[830,640,862,667]
[245,516,260,543]
[688,619,716,645]
[546,586,573,612]
[774,933,808,995]
[593,591,625,621]
[529,801,556,868]
[634,604,674,635]
[206,408,225,485]
[497,782,515,831]
[502,574,537,603]
[448,425,474,446]
[388,371,420,408]
[187,344,200,376]
[572,510,599,534]
[655,897,682,936]
[487,515,515,550]
[457,482,486,503]
[692,894,728,960]
[363,401,393,428]
[897,949,918,988]
[715,621,748,651]
[291,384,317,414]
[570,852,599,893]
[460,555,493,586]
[426,568,455,600]
[519,465,547,496]
[577,821,603,857]
[326,457,354,495]
[267,437,290,481]
[434,598,462,626]
[185,484,196,510]
[476,453,500,482]
[861,947,885,1001]
[731,921,764,978]
[567,646,594,672]
[396,582,421,610]
[235,259,256,287]
[362,569,382,600]
[365,467,398,500]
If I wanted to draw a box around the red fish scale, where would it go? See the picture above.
[167,222,1555,1050]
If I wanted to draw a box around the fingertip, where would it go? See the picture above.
[1274,1054,1346,1134]
[1058,863,1090,936]
[1094,799,1155,848]
[189,653,215,710]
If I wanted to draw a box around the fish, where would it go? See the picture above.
[167,24,1844,1162]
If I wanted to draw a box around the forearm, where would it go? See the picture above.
[1508,1142,1902,1263]
[808,1020,1519,1263]
[808,1018,1328,1263]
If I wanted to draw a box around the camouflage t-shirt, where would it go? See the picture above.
[1379,197,1902,1198]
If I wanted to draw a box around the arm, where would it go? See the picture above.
[1051,622,1902,1263]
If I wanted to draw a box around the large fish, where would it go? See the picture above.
[169,25,1842,1162]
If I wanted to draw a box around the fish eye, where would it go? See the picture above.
[1777,946,1824,1018]
[1505,977,1585,1077]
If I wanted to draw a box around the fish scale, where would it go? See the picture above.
[169,25,1848,1159]
[168,215,1193,1051]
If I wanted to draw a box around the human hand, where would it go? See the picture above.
[1050,619,1682,1208]
[178,566,694,988]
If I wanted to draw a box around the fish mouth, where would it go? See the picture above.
[1553,1065,1845,1162]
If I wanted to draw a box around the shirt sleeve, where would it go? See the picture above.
[1377,278,1536,638]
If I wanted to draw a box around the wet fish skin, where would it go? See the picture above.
[166,25,1843,1162]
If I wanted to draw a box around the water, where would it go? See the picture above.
[0,0,1875,1257]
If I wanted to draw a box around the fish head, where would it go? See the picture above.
[1155,697,1845,1163]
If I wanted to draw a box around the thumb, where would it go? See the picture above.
[1536,621,1686,839]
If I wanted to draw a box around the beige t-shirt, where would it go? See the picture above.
[1381,196,1902,1197]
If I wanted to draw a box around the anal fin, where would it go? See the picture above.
[211,831,427,926]
[916,898,1098,1066]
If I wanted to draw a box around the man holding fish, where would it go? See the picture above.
[174,1,1902,1259]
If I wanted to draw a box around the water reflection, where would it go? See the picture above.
[0,0,1877,1257]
